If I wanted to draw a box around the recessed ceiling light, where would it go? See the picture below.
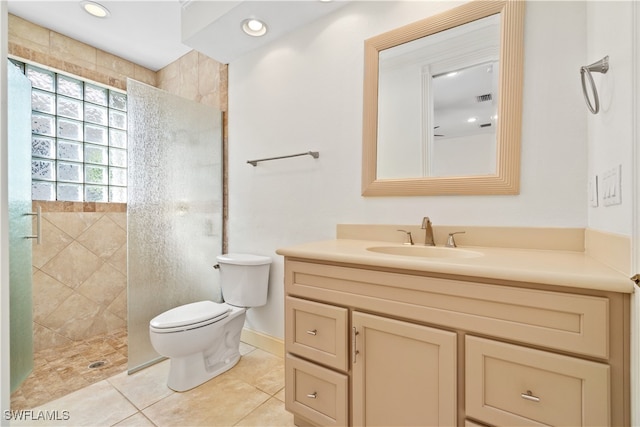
[81,1,110,18]
[242,19,267,37]
[467,117,477,123]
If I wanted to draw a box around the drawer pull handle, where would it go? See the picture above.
[306,329,317,336]
[521,390,540,403]
[306,392,317,399]
[353,327,360,364]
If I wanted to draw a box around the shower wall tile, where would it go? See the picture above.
[50,32,97,75]
[8,14,157,90]
[32,217,74,269]
[107,211,127,229]
[78,263,126,307]
[108,244,127,275]
[77,215,126,260]
[7,14,49,55]
[33,321,72,353]
[32,270,73,323]
[41,241,103,289]
[157,50,228,112]
[108,290,128,322]
[179,51,199,101]
[43,293,103,341]
[44,211,102,238]
[97,51,135,79]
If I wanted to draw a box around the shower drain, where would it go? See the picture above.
[88,360,107,369]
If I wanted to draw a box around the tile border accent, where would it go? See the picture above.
[33,201,126,213]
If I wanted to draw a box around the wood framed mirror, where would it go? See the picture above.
[362,0,524,196]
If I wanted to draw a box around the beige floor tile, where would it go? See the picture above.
[11,380,137,427]
[112,412,156,427]
[274,388,286,403]
[143,374,270,427]
[108,359,174,410]
[225,349,283,393]
[235,397,295,427]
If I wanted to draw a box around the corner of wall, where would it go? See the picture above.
[585,228,631,276]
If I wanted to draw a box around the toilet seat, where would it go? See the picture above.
[150,301,231,333]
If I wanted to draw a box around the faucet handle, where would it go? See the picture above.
[421,217,431,229]
[397,229,414,245]
[446,231,465,248]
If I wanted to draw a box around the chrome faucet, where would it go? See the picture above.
[421,217,435,246]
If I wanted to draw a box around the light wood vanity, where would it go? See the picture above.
[277,237,632,427]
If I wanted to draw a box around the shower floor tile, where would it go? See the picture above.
[10,328,128,411]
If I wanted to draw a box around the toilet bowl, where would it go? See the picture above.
[149,253,271,392]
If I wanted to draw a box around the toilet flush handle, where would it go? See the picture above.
[213,264,220,269]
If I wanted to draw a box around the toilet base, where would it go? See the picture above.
[167,351,240,392]
[163,309,246,392]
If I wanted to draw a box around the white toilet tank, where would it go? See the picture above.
[216,253,271,307]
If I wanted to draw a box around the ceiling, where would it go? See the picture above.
[7,0,350,71]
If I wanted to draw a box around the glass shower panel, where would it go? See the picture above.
[127,80,223,372]
[8,63,34,391]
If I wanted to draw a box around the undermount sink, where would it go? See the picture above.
[367,245,483,259]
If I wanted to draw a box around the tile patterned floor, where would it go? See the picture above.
[10,343,294,427]
[11,328,128,411]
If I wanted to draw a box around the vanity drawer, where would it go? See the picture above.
[285,354,348,427]
[285,296,348,371]
[466,336,610,426]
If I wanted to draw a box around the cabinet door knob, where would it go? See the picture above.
[521,390,540,403]
[306,329,317,336]
[306,392,317,399]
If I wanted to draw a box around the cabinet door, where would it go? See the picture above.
[352,312,457,426]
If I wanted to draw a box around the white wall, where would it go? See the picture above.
[228,1,589,340]
[586,1,634,235]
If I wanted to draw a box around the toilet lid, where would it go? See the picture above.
[150,301,230,330]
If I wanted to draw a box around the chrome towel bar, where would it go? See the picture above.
[247,151,319,166]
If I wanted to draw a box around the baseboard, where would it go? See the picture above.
[241,328,284,358]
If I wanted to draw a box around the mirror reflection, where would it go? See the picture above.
[376,14,500,179]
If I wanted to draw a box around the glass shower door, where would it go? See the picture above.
[127,80,223,372]
[8,63,34,391]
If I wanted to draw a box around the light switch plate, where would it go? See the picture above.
[589,175,598,207]
[602,165,622,206]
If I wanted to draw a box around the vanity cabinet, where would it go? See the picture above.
[351,311,457,426]
[282,258,630,427]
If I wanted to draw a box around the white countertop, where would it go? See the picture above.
[276,239,635,294]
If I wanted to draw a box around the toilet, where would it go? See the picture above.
[149,253,271,392]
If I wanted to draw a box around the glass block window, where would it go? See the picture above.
[12,60,128,203]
